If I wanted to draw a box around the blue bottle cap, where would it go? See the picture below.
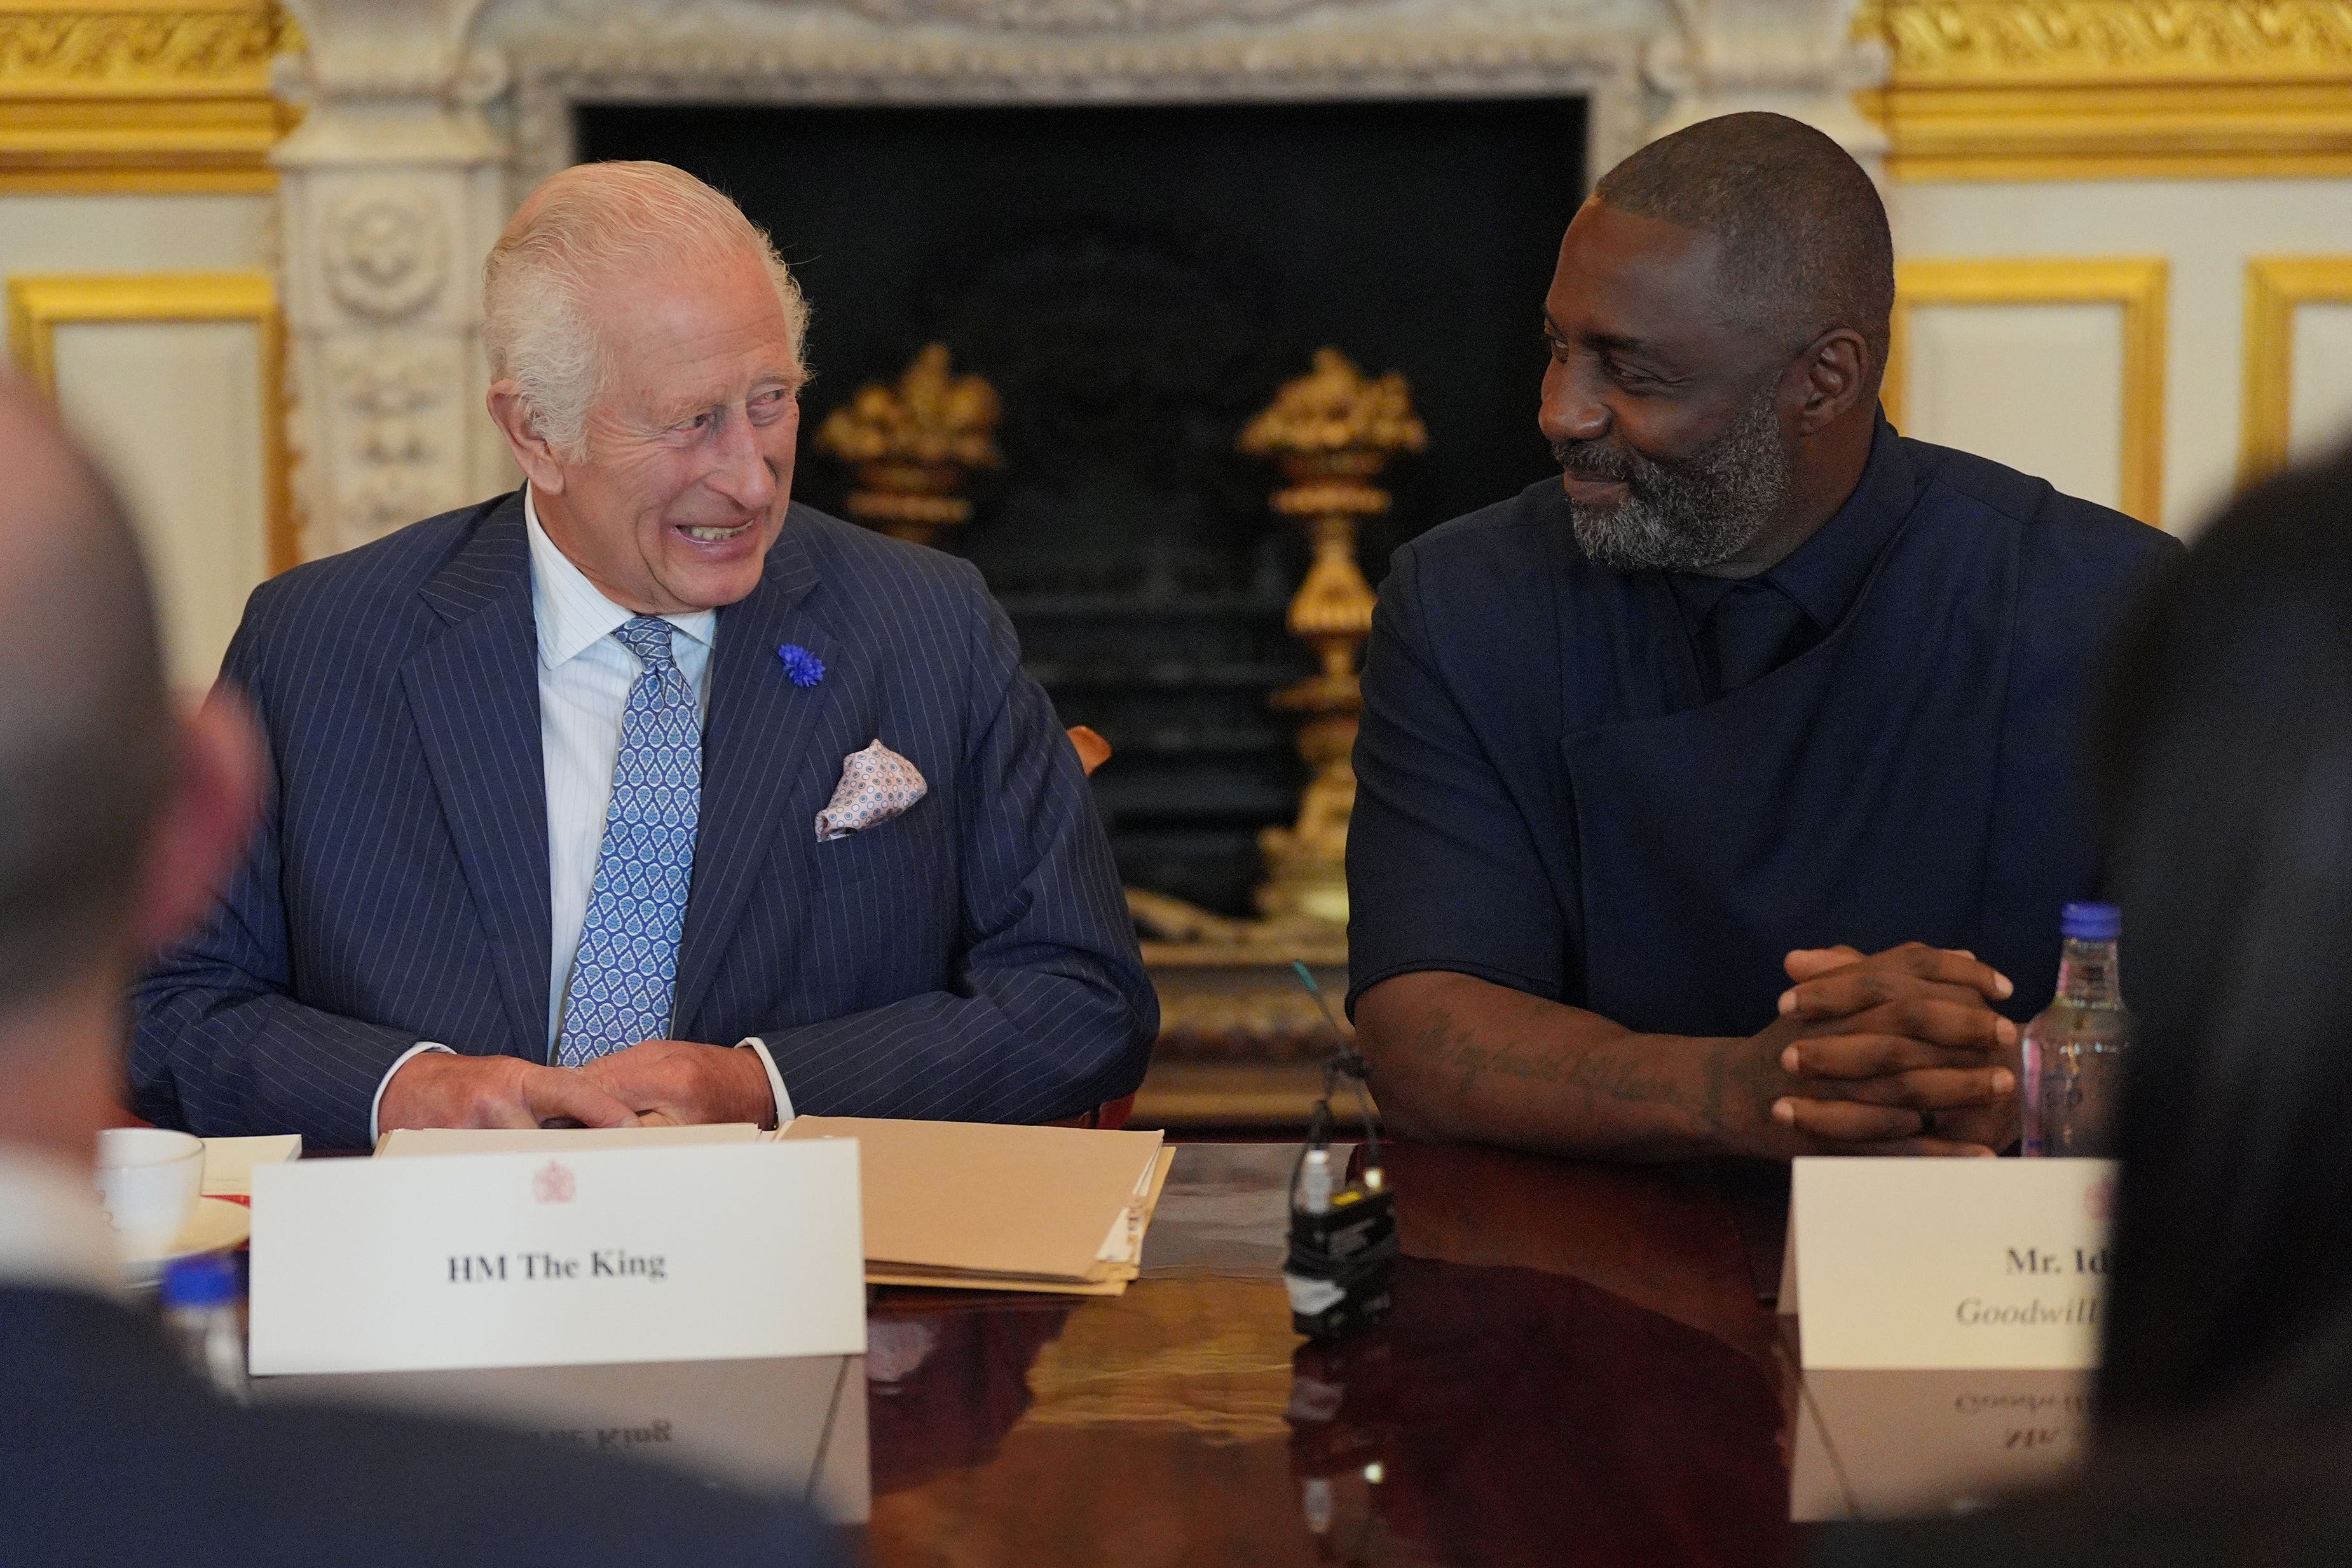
[2061,901,2122,942]
[160,1252,241,1309]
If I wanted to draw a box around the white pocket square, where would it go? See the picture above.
[815,740,927,842]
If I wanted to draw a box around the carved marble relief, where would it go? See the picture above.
[279,162,502,552]
[324,184,451,322]
[826,0,1361,29]
[325,336,453,538]
[500,36,1650,191]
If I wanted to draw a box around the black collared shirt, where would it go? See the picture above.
[1662,418,1915,706]
[1346,416,2182,1033]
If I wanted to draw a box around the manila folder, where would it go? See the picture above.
[779,1117,1163,1283]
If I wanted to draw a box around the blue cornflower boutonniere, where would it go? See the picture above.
[777,643,826,688]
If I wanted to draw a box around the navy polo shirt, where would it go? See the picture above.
[1344,419,2180,1037]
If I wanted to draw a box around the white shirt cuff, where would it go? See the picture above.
[737,1037,793,1130]
[372,1042,455,1143]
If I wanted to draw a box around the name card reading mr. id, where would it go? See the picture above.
[249,1142,866,1377]
[1781,1157,2114,1370]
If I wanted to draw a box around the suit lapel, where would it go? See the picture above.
[401,494,553,1062]
[674,512,847,1033]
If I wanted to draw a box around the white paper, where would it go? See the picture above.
[1094,1157,1158,1266]
[199,1133,301,1196]
[378,1124,761,1157]
[249,1142,865,1375]
[1785,1157,2115,1370]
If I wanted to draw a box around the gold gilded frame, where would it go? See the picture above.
[6,269,294,571]
[2240,257,2352,484]
[0,1,299,193]
[1858,1,2352,182]
[1885,258,2170,528]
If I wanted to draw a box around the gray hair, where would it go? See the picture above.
[482,161,811,458]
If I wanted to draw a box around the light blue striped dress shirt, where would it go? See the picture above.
[367,487,792,1134]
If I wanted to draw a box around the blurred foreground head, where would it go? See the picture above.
[2092,443,2352,1433]
[0,378,257,1159]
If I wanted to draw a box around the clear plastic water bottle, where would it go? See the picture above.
[160,1252,248,1402]
[2023,901,2133,1157]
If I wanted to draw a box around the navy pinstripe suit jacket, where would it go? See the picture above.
[130,492,1157,1149]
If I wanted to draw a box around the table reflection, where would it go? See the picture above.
[1791,1368,2089,1522]
[256,1353,870,1520]
[865,1141,1805,1566]
[867,1299,1072,1494]
[247,1144,2095,1564]
[1289,1256,1793,1567]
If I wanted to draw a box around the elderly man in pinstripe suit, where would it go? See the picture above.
[132,162,1157,1149]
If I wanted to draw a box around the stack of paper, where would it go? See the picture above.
[779,1118,1173,1296]
[200,1133,302,1197]
[376,1124,762,1157]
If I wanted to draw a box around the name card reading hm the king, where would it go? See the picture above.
[249,1142,866,1377]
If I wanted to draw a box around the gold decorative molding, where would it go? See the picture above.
[6,269,296,571]
[1238,348,1425,932]
[1857,1,2352,180]
[0,1,301,193]
[2241,256,2352,483]
[1886,257,2168,526]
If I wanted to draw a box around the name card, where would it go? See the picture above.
[249,1142,866,1377]
[1780,1157,2114,1370]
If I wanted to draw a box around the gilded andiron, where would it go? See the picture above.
[813,343,1002,548]
[1240,348,1427,929]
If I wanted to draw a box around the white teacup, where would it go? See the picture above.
[95,1128,203,1257]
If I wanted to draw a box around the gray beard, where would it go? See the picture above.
[1554,388,1793,573]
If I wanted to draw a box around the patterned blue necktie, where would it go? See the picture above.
[556,616,702,1067]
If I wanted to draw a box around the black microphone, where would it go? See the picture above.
[1282,961,1395,1340]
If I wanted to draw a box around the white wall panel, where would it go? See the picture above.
[0,195,271,350]
[2288,302,2352,463]
[50,319,270,689]
[1902,301,2126,513]
[1891,179,2352,535]
[1,194,276,688]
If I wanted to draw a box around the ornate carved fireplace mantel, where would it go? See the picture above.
[270,0,1879,559]
[496,2,1651,193]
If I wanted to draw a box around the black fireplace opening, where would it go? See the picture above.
[578,96,1588,917]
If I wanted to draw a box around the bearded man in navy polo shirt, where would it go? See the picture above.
[1347,113,2176,1161]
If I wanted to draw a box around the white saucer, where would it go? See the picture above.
[122,1196,250,1285]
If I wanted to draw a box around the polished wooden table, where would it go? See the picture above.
[861,1140,1809,1567]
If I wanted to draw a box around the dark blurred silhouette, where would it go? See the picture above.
[0,376,843,1568]
[1818,446,2352,1565]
